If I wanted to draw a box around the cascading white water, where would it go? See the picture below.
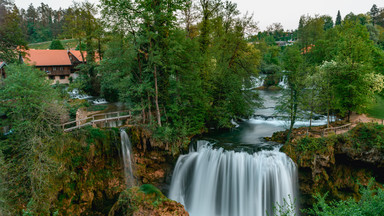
[169,144,298,216]
[278,76,287,89]
[120,130,135,187]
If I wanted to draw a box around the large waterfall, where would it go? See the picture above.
[120,129,135,187]
[167,90,328,215]
[169,141,298,216]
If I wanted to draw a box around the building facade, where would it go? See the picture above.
[23,49,87,84]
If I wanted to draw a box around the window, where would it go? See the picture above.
[60,67,63,71]
[49,76,55,80]
[60,75,65,80]
[53,67,56,71]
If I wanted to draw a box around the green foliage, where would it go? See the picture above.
[276,45,306,140]
[66,99,89,121]
[29,39,78,50]
[139,184,164,200]
[305,180,384,216]
[349,123,384,150]
[0,3,27,63]
[296,136,336,153]
[99,0,262,146]
[271,196,297,216]
[49,39,65,49]
[366,95,384,119]
[336,10,342,26]
[87,104,108,112]
[75,42,87,51]
[0,64,67,215]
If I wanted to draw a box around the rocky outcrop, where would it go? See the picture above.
[52,128,126,215]
[336,145,384,167]
[270,123,384,207]
[108,184,188,216]
[53,126,188,215]
[126,126,186,193]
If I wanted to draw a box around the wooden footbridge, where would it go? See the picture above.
[305,123,355,137]
[62,110,131,132]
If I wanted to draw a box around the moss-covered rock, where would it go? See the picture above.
[270,123,384,208]
[52,127,126,215]
[108,184,188,216]
[126,126,185,193]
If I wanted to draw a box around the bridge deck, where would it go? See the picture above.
[62,110,131,132]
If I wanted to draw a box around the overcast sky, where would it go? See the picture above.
[14,0,382,31]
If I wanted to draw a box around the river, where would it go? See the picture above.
[168,90,328,216]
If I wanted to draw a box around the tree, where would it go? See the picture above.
[370,4,380,26]
[0,2,27,63]
[49,39,64,49]
[277,45,306,142]
[306,180,384,216]
[99,0,262,144]
[322,15,334,30]
[335,10,342,25]
[0,64,67,215]
[65,2,102,96]
[297,15,325,49]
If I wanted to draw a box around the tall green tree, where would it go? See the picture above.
[335,10,342,26]
[370,4,380,26]
[0,1,27,63]
[0,64,66,215]
[277,45,306,141]
[65,2,102,96]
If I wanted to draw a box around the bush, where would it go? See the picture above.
[349,123,384,150]
[296,136,336,152]
[305,180,384,216]
[49,39,65,50]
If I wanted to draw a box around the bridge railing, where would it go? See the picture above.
[62,110,131,132]
[321,123,352,136]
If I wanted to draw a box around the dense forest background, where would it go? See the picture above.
[1,0,384,145]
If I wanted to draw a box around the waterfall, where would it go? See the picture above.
[169,144,298,216]
[278,76,287,89]
[252,75,266,88]
[120,129,135,187]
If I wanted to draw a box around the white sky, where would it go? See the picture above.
[14,0,382,31]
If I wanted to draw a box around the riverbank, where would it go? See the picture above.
[269,122,384,208]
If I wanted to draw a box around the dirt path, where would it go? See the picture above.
[350,113,384,125]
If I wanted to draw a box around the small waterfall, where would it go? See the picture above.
[169,144,298,216]
[252,75,266,88]
[278,76,287,89]
[120,129,135,187]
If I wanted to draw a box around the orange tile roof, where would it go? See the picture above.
[24,49,72,66]
[69,50,87,62]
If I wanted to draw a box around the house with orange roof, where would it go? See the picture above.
[22,49,87,84]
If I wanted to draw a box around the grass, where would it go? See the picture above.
[366,94,384,119]
[28,39,78,50]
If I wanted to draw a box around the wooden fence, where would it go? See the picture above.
[62,110,131,132]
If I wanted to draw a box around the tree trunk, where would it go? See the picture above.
[348,110,351,122]
[141,98,146,124]
[78,39,85,62]
[154,65,162,127]
[98,37,102,60]
[148,92,152,123]
[327,99,330,128]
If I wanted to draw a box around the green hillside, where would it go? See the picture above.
[28,39,77,50]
